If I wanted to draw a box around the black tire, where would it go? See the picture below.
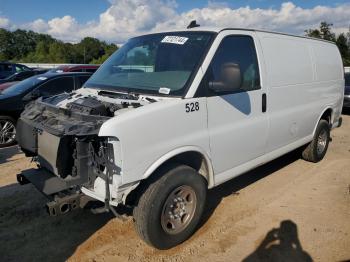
[133,164,207,249]
[302,119,330,162]
[0,116,17,148]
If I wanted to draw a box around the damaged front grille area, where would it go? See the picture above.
[16,96,118,191]
[35,132,111,188]
[15,92,138,216]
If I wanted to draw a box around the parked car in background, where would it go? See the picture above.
[344,72,350,108]
[0,72,92,147]
[0,81,18,92]
[0,69,48,84]
[0,62,31,79]
[50,64,99,73]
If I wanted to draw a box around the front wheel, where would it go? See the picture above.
[0,116,17,148]
[133,164,207,249]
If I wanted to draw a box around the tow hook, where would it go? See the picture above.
[16,173,30,185]
[46,193,84,216]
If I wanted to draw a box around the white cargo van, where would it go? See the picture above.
[16,26,344,249]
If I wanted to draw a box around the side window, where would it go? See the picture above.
[38,77,75,97]
[16,71,32,81]
[77,75,90,88]
[86,68,97,73]
[205,35,260,95]
[3,64,13,72]
[71,69,84,72]
[15,66,23,72]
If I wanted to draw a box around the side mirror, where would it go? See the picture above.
[209,63,242,93]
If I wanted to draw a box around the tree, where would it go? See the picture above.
[48,42,69,63]
[336,33,350,65]
[305,21,335,41]
[0,27,119,64]
[89,43,118,64]
[319,22,336,41]
[77,37,105,64]
[306,21,349,66]
[304,28,321,39]
[0,28,13,60]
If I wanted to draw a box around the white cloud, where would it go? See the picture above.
[26,19,49,33]
[2,1,350,43]
[25,16,80,42]
[82,0,178,42]
[0,17,10,29]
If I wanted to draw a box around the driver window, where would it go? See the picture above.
[205,35,260,95]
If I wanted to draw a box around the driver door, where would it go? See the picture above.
[204,32,268,180]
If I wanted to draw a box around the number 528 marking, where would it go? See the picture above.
[185,102,199,113]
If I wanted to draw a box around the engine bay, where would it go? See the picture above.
[16,88,157,192]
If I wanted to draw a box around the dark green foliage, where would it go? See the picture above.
[305,22,350,66]
[1,23,349,66]
[0,28,118,64]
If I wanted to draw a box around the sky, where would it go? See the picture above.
[0,0,349,43]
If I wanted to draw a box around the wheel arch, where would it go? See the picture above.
[124,146,214,207]
[313,107,333,136]
[142,146,214,188]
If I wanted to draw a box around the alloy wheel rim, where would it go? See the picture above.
[0,120,16,145]
[161,185,197,235]
[317,129,328,155]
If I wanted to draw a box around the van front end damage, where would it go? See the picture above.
[16,94,140,216]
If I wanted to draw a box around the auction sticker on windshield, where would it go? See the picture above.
[159,87,171,94]
[161,36,188,45]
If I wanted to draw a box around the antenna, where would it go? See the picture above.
[187,20,200,29]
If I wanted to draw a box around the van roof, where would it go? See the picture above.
[147,27,335,45]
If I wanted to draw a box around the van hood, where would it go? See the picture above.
[18,88,164,136]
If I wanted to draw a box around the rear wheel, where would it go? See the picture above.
[133,164,207,249]
[302,119,330,162]
[0,116,16,148]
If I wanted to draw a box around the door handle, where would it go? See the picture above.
[262,93,267,113]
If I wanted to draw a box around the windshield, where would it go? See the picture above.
[345,73,350,86]
[85,32,214,96]
[1,75,47,95]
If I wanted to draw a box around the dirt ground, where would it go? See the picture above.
[0,113,350,262]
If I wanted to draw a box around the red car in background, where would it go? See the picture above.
[50,64,99,73]
[0,81,18,92]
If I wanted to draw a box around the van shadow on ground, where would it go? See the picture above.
[199,149,302,228]
[0,145,20,164]
[0,182,113,262]
[197,149,314,261]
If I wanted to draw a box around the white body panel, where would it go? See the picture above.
[99,97,211,185]
[257,32,344,153]
[81,28,344,204]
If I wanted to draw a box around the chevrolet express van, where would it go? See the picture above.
[16,27,344,249]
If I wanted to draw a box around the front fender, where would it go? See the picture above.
[143,145,214,188]
[99,97,210,186]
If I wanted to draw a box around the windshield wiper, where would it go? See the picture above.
[98,90,138,100]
